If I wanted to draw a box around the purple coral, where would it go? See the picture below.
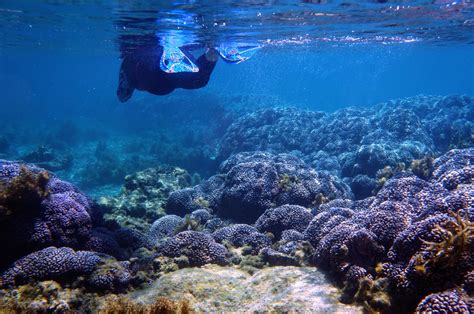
[304,204,354,247]
[87,259,132,293]
[432,148,473,190]
[217,95,473,199]
[114,227,146,250]
[165,176,224,216]
[84,228,125,260]
[158,231,229,266]
[0,161,93,268]
[224,152,351,222]
[255,205,313,239]
[304,149,473,309]
[218,107,325,159]
[415,290,471,313]
[40,192,92,246]
[213,224,271,253]
[190,209,213,224]
[1,246,100,287]
[281,229,305,242]
[166,152,352,223]
[146,215,183,247]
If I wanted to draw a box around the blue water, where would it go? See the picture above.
[0,0,473,193]
[1,44,473,113]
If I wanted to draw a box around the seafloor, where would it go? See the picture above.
[0,94,472,313]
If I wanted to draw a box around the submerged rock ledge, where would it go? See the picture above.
[128,265,363,313]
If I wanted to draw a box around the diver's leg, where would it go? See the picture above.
[117,58,135,102]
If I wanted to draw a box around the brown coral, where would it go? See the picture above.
[414,211,473,273]
[410,156,434,180]
[0,166,50,220]
[0,280,83,313]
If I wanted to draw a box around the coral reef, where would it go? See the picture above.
[260,247,300,266]
[146,215,184,248]
[157,231,229,266]
[85,227,127,259]
[255,204,313,239]
[0,163,50,220]
[98,166,192,232]
[203,217,228,232]
[167,152,352,223]
[87,258,132,293]
[302,148,473,312]
[415,289,472,313]
[173,214,206,234]
[218,95,473,199]
[0,161,93,268]
[189,209,213,224]
[431,147,473,190]
[165,175,224,216]
[0,280,87,313]
[0,95,471,313]
[0,247,100,287]
[213,224,271,254]
[218,107,324,159]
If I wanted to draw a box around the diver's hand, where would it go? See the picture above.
[205,48,219,62]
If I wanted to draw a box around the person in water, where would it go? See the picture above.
[117,44,219,102]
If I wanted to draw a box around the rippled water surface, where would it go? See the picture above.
[1,0,473,52]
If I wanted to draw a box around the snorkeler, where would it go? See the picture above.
[117,43,262,102]
[117,44,220,102]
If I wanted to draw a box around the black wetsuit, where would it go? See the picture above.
[117,45,217,102]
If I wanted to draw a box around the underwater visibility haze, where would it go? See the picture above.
[0,0,473,313]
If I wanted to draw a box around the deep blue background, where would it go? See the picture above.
[0,43,473,129]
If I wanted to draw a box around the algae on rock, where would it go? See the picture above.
[98,166,192,232]
[128,265,363,313]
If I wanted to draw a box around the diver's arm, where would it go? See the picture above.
[172,50,217,90]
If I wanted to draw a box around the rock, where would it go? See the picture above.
[128,265,363,313]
